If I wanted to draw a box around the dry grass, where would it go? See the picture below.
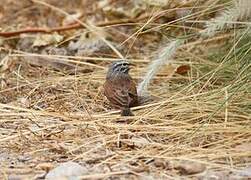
[0,0,250,179]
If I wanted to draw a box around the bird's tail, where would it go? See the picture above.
[121,108,134,116]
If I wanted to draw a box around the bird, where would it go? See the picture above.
[103,60,138,116]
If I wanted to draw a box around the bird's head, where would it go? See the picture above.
[106,60,133,79]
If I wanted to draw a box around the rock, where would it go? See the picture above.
[131,136,150,148]
[17,154,31,162]
[45,161,88,180]
[236,166,251,177]
[198,167,251,180]
[198,170,230,180]
[175,161,206,175]
[153,158,166,168]
[153,158,170,169]
[235,143,251,152]
[36,162,54,173]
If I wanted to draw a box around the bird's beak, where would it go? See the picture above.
[129,63,136,67]
[128,63,135,70]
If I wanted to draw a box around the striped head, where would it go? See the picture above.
[106,60,131,79]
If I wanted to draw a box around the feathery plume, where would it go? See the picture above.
[201,0,251,37]
[137,40,183,97]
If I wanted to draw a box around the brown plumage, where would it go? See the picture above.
[103,60,138,116]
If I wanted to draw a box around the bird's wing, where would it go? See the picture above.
[103,80,130,108]
[127,80,138,106]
